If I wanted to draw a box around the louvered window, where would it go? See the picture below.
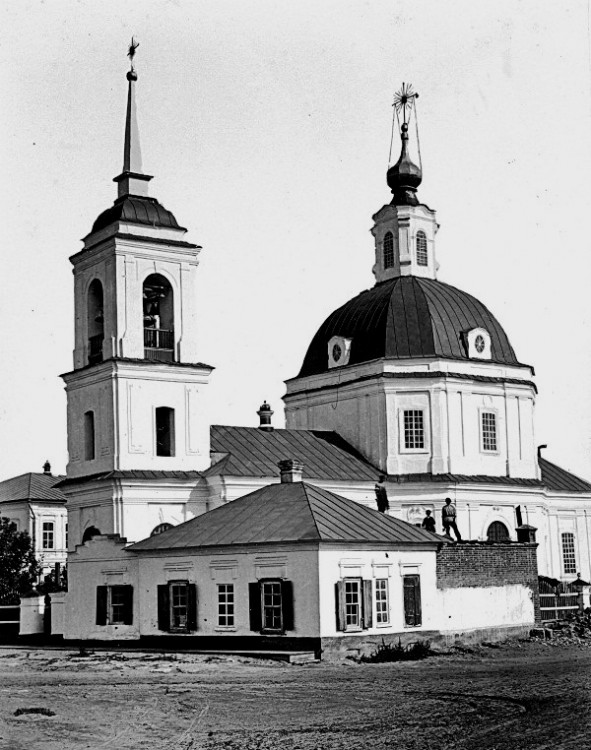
[383,232,394,269]
[416,231,428,266]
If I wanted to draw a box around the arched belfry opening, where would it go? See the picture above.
[143,274,175,362]
[87,279,104,365]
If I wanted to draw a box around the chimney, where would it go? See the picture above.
[257,400,274,431]
[278,459,303,483]
[43,460,52,476]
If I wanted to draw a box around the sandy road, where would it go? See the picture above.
[0,643,589,749]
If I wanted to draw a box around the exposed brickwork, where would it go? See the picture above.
[437,542,540,623]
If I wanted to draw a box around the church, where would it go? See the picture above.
[3,52,589,606]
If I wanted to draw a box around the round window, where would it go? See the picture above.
[332,343,342,362]
[475,335,486,353]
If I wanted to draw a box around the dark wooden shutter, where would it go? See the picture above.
[121,585,133,625]
[96,586,108,626]
[281,580,294,632]
[335,580,345,631]
[249,582,262,632]
[157,584,170,631]
[187,584,198,631]
[362,580,373,629]
[403,575,422,627]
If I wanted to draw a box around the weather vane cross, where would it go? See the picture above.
[127,36,140,72]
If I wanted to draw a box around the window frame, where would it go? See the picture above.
[96,584,133,626]
[42,521,55,550]
[248,579,294,635]
[383,231,394,269]
[157,580,198,633]
[480,409,499,454]
[374,578,390,626]
[399,409,428,454]
[416,230,428,266]
[403,574,422,628]
[217,583,235,630]
[561,532,577,576]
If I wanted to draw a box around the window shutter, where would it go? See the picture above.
[335,581,345,631]
[96,586,108,626]
[403,575,421,627]
[157,584,170,632]
[362,580,373,629]
[187,584,198,631]
[248,582,262,632]
[281,580,294,631]
[122,585,134,625]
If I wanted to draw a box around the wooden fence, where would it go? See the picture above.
[539,578,582,622]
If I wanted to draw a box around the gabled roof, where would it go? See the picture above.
[539,457,591,493]
[129,481,440,551]
[208,426,379,482]
[0,473,67,504]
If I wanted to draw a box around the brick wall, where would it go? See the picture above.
[436,542,540,622]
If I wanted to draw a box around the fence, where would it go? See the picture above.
[0,594,20,641]
[538,578,582,622]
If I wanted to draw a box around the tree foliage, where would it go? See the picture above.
[0,517,41,603]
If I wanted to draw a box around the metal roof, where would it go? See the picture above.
[0,473,67,504]
[539,458,591,493]
[299,276,521,376]
[91,196,184,234]
[55,469,202,489]
[208,426,379,482]
[129,481,440,551]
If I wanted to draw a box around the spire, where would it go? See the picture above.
[113,38,153,199]
[387,83,422,206]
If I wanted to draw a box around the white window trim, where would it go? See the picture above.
[398,408,429,454]
[216,583,236,631]
[479,408,500,455]
[342,577,363,633]
[374,578,391,628]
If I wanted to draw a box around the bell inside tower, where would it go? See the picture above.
[143,274,175,362]
[87,279,105,365]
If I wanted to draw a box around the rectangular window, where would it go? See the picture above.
[344,578,362,629]
[96,585,133,626]
[65,523,68,549]
[42,522,54,550]
[84,411,95,461]
[218,584,235,628]
[481,412,497,452]
[561,533,577,575]
[155,407,175,457]
[261,580,283,632]
[403,410,425,450]
[403,575,422,627]
[157,582,197,632]
[375,579,390,625]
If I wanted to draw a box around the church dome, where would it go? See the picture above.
[91,195,183,234]
[298,276,519,377]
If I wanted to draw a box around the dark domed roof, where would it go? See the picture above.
[298,276,519,377]
[91,195,183,234]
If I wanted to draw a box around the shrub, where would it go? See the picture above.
[360,637,433,663]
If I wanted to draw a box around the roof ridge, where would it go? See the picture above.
[302,483,323,539]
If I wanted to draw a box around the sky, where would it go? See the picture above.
[1,0,591,481]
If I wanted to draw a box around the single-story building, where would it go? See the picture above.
[57,460,540,658]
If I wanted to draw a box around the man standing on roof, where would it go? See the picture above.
[442,498,461,541]
[374,475,389,513]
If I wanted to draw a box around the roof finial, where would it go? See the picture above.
[387,82,422,206]
[114,37,153,199]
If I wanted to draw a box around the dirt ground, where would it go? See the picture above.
[0,640,589,750]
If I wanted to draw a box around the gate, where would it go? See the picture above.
[538,578,582,622]
[0,593,20,642]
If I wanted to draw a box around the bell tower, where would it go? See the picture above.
[61,43,213,546]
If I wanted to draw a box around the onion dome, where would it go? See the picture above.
[386,122,422,206]
[298,277,519,377]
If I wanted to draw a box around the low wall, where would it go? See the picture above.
[19,595,46,636]
[436,542,541,625]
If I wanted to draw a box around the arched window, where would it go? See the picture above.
[383,232,394,269]
[87,279,104,364]
[82,525,101,544]
[487,521,510,542]
[151,522,174,537]
[143,274,175,362]
[416,231,428,266]
[155,407,175,457]
[84,411,95,461]
[561,532,577,575]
